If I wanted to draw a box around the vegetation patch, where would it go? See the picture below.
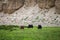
[0,25,19,30]
[0,26,60,40]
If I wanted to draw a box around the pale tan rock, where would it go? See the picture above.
[37,0,55,9]
[55,0,60,14]
[3,0,25,14]
[0,0,3,12]
[25,0,36,7]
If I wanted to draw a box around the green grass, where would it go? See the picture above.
[0,27,60,40]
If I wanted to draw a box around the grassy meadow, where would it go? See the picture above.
[0,25,60,40]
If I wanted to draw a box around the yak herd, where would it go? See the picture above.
[20,24,42,29]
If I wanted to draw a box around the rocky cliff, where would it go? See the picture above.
[0,0,25,14]
[38,0,55,9]
[0,0,60,26]
[55,0,60,14]
[0,0,60,14]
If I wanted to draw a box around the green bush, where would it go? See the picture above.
[0,25,19,30]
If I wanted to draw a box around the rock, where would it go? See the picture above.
[0,0,3,12]
[0,0,56,13]
[25,0,36,7]
[37,0,55,9]
[3,0,25,14]
[55,0,60,14]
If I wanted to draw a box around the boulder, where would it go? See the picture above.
[37,0,55,9]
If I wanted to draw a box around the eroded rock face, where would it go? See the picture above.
[55,0,60,14]
[0,0,25,14]
[0,0,3,12]
[25,0,37,7]
[37,0,55,9]
[0,0,59,14]
[0,0,60,26]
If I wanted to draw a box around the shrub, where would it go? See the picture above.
[0,25,19,30]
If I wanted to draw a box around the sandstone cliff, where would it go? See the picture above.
[38,0,55,9]
[0,0,3,12]
[0,0,60,26]
[0,0,60,14]
[24,0,37,7]
[55,0,60,14]
[0,0,25,14]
